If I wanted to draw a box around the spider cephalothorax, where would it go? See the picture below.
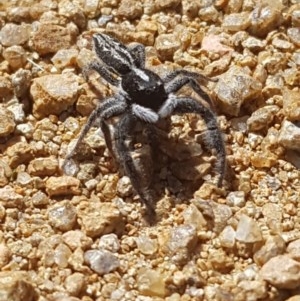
[63,33,226,217]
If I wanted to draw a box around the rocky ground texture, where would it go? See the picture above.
[0,0,300,300]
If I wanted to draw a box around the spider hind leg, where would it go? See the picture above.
[114,113,157,220]
[159,96,226,187]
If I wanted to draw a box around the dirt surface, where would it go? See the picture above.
[0,0,300,300]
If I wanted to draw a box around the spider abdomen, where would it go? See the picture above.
[122,69,168,112]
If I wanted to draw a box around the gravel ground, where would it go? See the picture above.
[0,0,300,300]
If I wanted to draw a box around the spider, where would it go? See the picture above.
[63,33,226,217]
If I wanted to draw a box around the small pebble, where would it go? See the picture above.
[0,271,36,301]
[155,0,180,9]
[54,243,72,268]
[167,225,198,264]
[31,23,73,55]
[0,76,13,98]
[84,249,120,275]
[0,244,12,268]
[282,89,300,122]
[219,226,236,249]
[117,0,143,19]
[0,106,15,137]
[249,2,283,37]
[259,254,300,289]
[2,45,27,69]
[215,66,262,116]
[15,123,34,138]
[0,160,11,187]
[287,239,300,261]
[31,191,49,207]
[116,176,133,197]
[222,12,251,32]
[226,191,246,207]
[250,150,277,168]
[254,235,286,266]
[47,201,77,232]
[237,280,268,300]
[247,105,279,132]
[0,186,23,208]
[211,202,232,234]
[236,214,263,243]
[136,235,158,255]
[51,48,79,69]
[155,33,181,61]
[7,102,25,123]
[16,171,32,186]
[287,27,300,47]
[98,234,120,253]
[278,120,300,151]
[0,23,31,46]
[137,267,166,297]
[11,69,32,97]
[28,157,58,176]
[30,73,79,119]
[62,230,93,251]
[183,203,207,231]
[64,272,85,296]
[77,201,123,238]
[242,37,266,52]
[208,249,234,272]
[45,176,80,196]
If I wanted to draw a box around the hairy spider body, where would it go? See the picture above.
[63,33,226,217]
[122,69,167,112]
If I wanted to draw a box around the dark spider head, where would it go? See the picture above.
[93,33,133,75]
[121,69,168,112]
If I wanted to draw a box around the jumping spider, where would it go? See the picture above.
[63,33,226,217]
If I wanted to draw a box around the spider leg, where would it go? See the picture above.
[165,76,213,106]
[163,69,215,84]
[100,120,116,159]
[63,96,127,169]
[164,70,217,107]
[159,95,226,187]
[83,61,120,86]
[128,44,146,68]
[114,113,156,218]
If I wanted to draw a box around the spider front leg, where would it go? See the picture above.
[82,61,120,86]
[164,70,217,107]
[159,96,226,187]
[63,96,127,173]
[114,113,156,219]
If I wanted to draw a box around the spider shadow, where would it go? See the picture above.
[135,119,226,222]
